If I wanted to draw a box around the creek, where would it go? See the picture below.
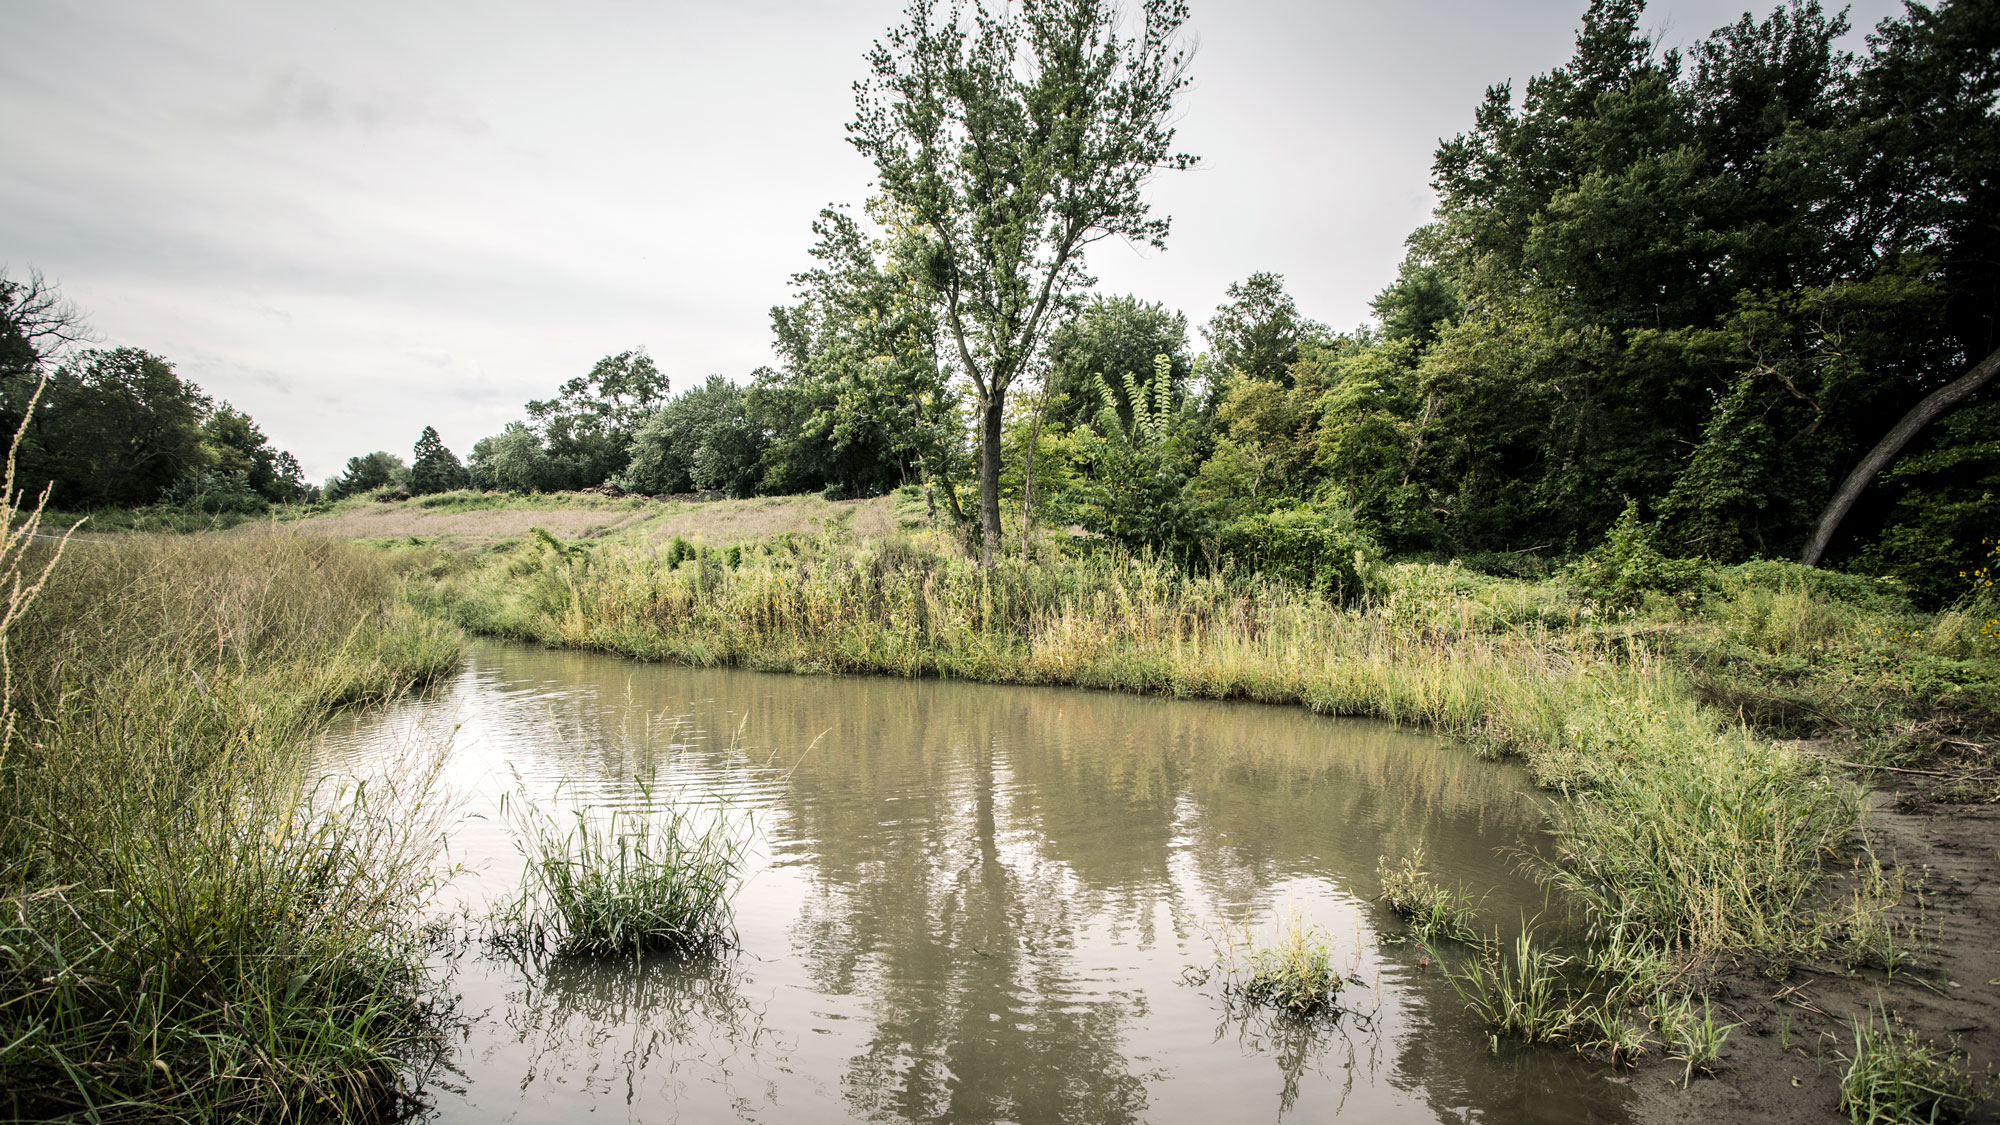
[325,640,1628,1123]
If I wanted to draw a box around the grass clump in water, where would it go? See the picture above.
[1377,848,1481,944]
[1448,927,1582,1047]
[1232,907,1347,1019]
[499,778,750,957]
[1839,1009,1988,1125]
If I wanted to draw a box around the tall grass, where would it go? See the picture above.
[1377,848,1481,945]
[1447,927,1581,1047]
[0,533,462,1122]
[417,527,1939,969]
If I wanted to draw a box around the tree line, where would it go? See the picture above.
[0,272,312,513]
[5,0,1991,607]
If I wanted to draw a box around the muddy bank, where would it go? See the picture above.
[1635,791,1999,1124]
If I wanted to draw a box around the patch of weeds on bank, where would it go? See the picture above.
[1839,1007,1989,1125]
[1648,992,1738,1087]
[1448,926,1583,1048]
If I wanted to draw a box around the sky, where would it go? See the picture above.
[0,0,1906,481]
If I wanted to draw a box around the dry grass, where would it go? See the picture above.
[273,500,654,543]
[640,493,903,544]
[270,491,908,548]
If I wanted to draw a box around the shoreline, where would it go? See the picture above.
[414,523,2000,1122]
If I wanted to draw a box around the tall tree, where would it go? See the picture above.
[849,0,1196,565]
[761,204,962,500]
[469,424,554,494]
[1202,273,1325,387]
[328,451,405,499]
[623,375,767,497]
[1797,0,2000,564]
[527,349,670,489]
[0,269,89,443]
[1044,294,1192,429]
[17,348,207,508]
[409,426,469,495]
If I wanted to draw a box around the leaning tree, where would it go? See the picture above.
[849,0,1197,566]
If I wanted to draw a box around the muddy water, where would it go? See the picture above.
[325,641,1629,1124]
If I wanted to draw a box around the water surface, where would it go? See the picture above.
[326,641,1628,1124]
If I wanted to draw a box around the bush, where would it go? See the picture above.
[1569,502,1704,611]
[1220,502,1379,603]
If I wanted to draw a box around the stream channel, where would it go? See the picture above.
[324,639,1631,1123]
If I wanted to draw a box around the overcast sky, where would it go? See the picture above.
[1,0,1904,480]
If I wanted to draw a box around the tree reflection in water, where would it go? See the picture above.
[330,642,1632,1124]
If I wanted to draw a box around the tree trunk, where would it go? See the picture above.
[1020,396,1045,563]
[979,391,1005,569]
[1800,343,2000,567]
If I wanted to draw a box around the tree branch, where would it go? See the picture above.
[1800,342,2000,566]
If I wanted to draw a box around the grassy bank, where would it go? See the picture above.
[0,532,462,1122]
[417,524,1999,1027]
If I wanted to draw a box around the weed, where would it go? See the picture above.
[1235,907,1347,1019]
[1649,993,1738,1086]
[1377,849,1481,944]
[1839,1008,1987,1124]
[1448,927,1581,1046]
[1832,845,1927,978]
[1583,1000,1650,1066]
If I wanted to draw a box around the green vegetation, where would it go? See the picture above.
[496,779,750,958]
[1650,993,1738,1087]
[1235,909,1345,1019]
[420,522,1997,1061]
[1840,1010,1988,1125]
[1449,928,1580,1048]
[0,531,462,1121]
[1376,849,1481,945]
[3,0,1995,1112]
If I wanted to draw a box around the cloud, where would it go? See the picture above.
[240,69,487,136]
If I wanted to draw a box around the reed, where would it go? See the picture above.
[0,532,462,1122]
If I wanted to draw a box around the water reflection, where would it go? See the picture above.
[326,641,1627,1124]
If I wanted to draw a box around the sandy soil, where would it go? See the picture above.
[1634,791,2000,1124]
